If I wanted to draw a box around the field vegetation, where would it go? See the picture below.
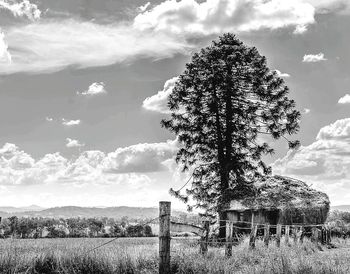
[0,236,349,273]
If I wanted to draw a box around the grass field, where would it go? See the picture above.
[0,236,350,273]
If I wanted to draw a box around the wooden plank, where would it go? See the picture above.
[293,226,298,244]
[200,221,210,255]
[327,229,331,245]
[249,224,258,249]
[159,201,171,274]
[300,227,305,244]
[225,221,233,256]
[276,224,282,247]
[311,227,319,243]
[264,223,270,247]
[285,225,290,245]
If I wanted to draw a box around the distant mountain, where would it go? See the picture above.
[0,205,46,213]
[0,206,189,219]
[331,205,350,212]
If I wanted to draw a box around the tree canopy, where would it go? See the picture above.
[162,33,300,216]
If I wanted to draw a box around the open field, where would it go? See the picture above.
[0,237,350,273]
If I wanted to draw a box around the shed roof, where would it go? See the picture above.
[225,175,329,212]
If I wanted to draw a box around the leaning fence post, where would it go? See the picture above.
[225,221,233,256]
[285,225,290,245]
[159,201,171,274]
[264,223,270,247]
[249,224,258,249]
[200,220,210,255]
[276,224,282,247]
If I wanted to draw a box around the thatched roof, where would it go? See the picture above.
[226,175,330,212]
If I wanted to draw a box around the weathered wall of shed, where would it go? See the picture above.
[227,209,280,225]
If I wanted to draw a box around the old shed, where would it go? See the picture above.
[224,176,330,226]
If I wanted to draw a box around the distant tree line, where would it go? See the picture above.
[0,216,154,239]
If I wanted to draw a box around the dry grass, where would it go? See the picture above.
[0,236,349,273]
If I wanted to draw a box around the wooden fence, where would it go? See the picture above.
[158,201,332,274]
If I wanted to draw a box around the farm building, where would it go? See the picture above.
[224,175,330,226]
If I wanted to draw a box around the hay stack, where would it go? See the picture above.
[241,175,330,225]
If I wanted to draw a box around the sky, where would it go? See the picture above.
[0,0,350,209]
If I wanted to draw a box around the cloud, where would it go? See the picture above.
[134,0,315,36]
[0,140,177,186]
[293,24,307,34]
[316,118,350,141]
[66,138,84,148]
[0,0,41,21]
[302,53,327,63]
[45,117,53,122]
[274,69,290,78]
[62,119,81,126]
[78,82,106,96]
[272,118,350,204]
[0,0,328,75]
[102,139,178,173]
[303,108,311,114]
[338,94,350,104]
[142,77,178,114]
[0,19,190,74]
[139,2,151,12]
[304,0,350,14]
[0,31,11,63]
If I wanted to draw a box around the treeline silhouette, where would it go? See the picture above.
[0,216,153,238]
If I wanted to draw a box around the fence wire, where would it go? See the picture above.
[85,215,161,254]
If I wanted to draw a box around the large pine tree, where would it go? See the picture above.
[161,34,300,237]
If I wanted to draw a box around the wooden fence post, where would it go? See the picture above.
[225,221,233,256]
[321,227,326,245]
[300,227,305,244]
[264,224,270,247]
[327,229,331,245]
[311,227,318,243]
[200,220,210,255]
[249,224,258,249]
[159,202,171,274]
[276,224,282,247]
[285,225,290,245]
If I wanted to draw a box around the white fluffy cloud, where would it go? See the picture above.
[0,0,335,75]
[274,69,290,78]
[66,138,84,148]
[302,53,327,63]
[62,119,81,126]
[0,19,190,74]
[273,118,350,204]
[79,82,106,96]
[0,0,41,21]
[102,139,178,173]
[0,140,177,186]
[303,108,311,114]
[338,94,350,104]
[0,31,11,63]
[142,77,178,114]
[134,0,315,36]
